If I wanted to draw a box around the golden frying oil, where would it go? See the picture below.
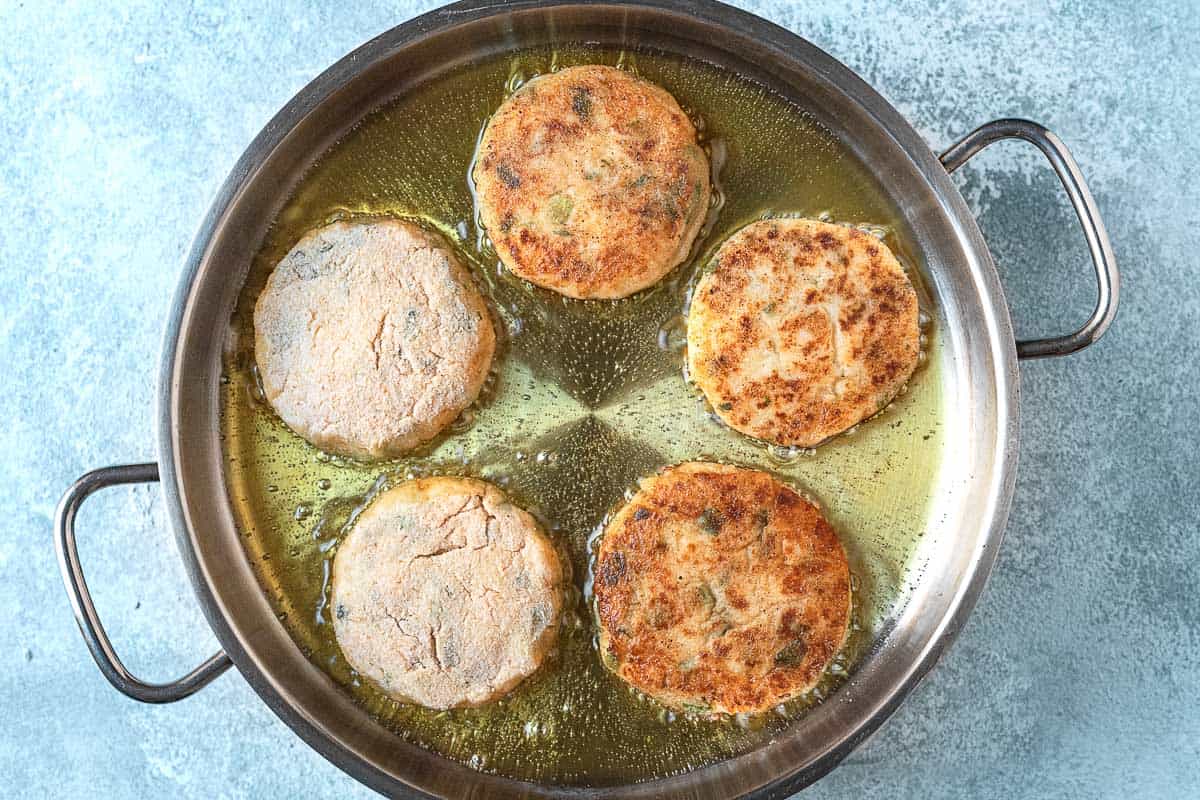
[220,44,945,786]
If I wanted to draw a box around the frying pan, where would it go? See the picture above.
[54,1,1118,796]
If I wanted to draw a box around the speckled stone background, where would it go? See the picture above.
[4,0,1197,797]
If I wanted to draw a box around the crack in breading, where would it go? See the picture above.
[408,273,432,315]
[370,312,389,371]
[483,516,499,549]
[382,608,423,668]
[404,494,502,563]
[437,495,477,528]
[429,626,442,670]
[408,541,468,562]
[824,298,848,399]
[396,343,421,379]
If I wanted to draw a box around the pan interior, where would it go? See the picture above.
[218,43,949,786]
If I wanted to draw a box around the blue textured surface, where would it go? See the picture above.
[4,1,1197,797]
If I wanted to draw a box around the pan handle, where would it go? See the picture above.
[940,118,1119,360]
[55,462,232,703]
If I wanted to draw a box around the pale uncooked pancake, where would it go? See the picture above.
[332,477,565,709]
[254,219,495,460]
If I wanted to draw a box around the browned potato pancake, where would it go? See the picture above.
[473,65,711,299]
[687,218,920,447]
[332,477,565,709]
[254,219,495,460]
[593,462,850,715]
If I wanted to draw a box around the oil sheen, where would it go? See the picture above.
[220,44,945,786]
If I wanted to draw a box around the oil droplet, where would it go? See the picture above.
[248,364,266,403]
[294,504,311,521]
[450,408,475,434]
[317,478,332,491]
[767,444,803,464]
[656,314,688,353]
[504,68,526,95]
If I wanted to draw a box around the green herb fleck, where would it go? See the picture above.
[601,647,618,670]
[546,193,574,224]
[775,638,808,666]
[602,551,626,586]
[698,507,722,535]
[496,163,520,188]
[531,605,549,635]
[755,508,771,529]
[571,86,592,119]
[685,181,705,223]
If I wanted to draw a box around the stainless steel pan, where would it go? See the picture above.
[54,1,1118,797]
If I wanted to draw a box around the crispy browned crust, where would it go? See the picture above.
[473,65,710,299]
[593,462,850,715]
[687,219,920,447]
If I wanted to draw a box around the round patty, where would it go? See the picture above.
[473,65,711,299]
[331,477,565,709]
[254,219,495,460]
[687,218,920,447]
[593,462,850,715]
